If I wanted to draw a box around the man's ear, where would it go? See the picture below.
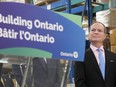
[103,34,107,40]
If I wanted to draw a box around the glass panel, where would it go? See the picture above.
[0,55,75,87]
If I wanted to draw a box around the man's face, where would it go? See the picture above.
[89,23,106,43]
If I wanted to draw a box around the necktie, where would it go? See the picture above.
[97,48,105,79]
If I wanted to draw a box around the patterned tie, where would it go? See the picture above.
[97,48,105,79]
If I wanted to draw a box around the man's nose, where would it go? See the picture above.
[94,30,99,33]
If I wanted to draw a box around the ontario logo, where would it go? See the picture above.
[60,51,78,58]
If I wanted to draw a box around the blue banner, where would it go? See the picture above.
[0,2,85,61]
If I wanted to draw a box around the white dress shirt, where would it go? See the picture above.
[90,44,105,65]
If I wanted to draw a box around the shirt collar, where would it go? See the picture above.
[90,44,104,52]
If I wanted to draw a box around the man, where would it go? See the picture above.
[33,58,63,87]
[12,58,63,87]
[74,22,116,87]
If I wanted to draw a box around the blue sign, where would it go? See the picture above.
[0,2,85,61]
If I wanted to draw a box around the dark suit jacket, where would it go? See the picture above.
[33,58,63,87]
[74,48,116,87]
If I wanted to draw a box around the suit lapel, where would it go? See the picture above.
[88,48,104,79]
[39,58,48,71]
[104,49,110,81]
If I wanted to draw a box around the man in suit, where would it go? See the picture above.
[12,58,63,87]
[33,58,63,87]
[74,22,116,87]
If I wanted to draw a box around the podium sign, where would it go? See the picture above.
[0,2,85,61]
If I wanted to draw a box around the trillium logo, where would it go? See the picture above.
[60,51,78,58]
[73,51,78,58]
